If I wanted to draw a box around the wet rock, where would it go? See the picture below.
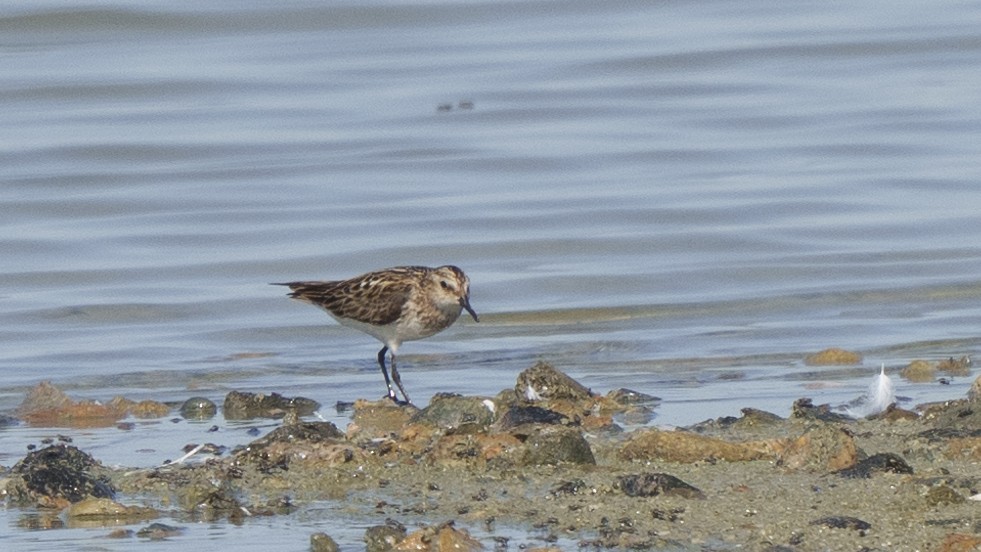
[494,405,570,430]
[365,519,407,552]
[8,444,115,508]
[937,355,971,376]
[310,531,341,552]
[606,388,660,406]
[17,382,126,427]
[776,424,858,472]
[516,424,595,466]
[809,516,871,531]
[514,361,592,401]
[235,421,355,471]
[835,452,913,478]
[410,394,496,434]
[804,348,862,366]
[180,396,218,419]
[689,408,784,432]
[16,382,172,427]
[902,360,936,382]
[790,398,853,423]
[395,521,483,551]
[615,473,705,499]
[618,428,778,463]
[223,390,320,420]
[427,433,523,468]
[106,396,170,419]
[66,497,157,521]
[866,403,919,422]
[348,399,418,440]
[969,373,981,401]
[926,485,966,507]
[136,522,184,540]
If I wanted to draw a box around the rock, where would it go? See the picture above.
[66,497,157,521]
[937,356,971,376]
[494,405,570,430]
[516,425,595,466]
[618,428,778,463]
[136,522,184,539]
[606,388,660,406]
[944,436,981,460]
[776,425,858,472]
[615,473,705,499]
[8,444,115,508]
[514,362,592,401]
[809,516,871,531]
[935,533,981,552]
[410,394,496,434]
[902,360,936,382]
[866,403,919,422]
[348,399,418,439]
[968,373,981,401]
[311,532,341,552]
[834,452,913,478]
[790,398,853,423]
[926,485,966,507]
[365,520,407,552]
[223,390,320,420]
[804,348,862,366]
[235,421,355,470]
[394,521,483,551]
[180,397,218,419]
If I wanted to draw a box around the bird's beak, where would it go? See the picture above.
[460,296,479,322]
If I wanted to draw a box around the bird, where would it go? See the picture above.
[274,265,478,404]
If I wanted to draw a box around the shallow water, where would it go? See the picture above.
[2,0,981,548]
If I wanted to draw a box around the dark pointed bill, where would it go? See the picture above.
[461,296,479,322]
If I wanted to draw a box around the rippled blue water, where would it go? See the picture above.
[2,0,981,548]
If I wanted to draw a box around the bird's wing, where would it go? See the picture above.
[277,272,415,326]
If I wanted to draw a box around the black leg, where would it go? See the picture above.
[377,346,397,401]
[390,355,410,405]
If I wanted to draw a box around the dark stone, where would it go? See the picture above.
[791,398,853,423]
[606,388,660,405]
[514,361,592,401]
[179,396,217,419]
[364,519,406,552]
[223,390,320,420]
[809,516,871,531]
[11,444,114,504]
[410,394,496,434]
[136,522,184,539]
[310,532,341,552]
[835,452,913,478]
[615,473,705,499]
[517,425,595,466]
[496,405,570,430]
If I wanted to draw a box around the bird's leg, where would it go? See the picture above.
[389,353,411,405]
[377,346,398,402]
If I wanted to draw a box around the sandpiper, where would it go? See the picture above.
[274,265,478,404]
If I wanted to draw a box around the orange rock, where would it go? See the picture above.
[933,533,981,552]
[804,348,862,366]
[394,522,483,551]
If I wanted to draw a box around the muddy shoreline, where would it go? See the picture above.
[3,361,980,551]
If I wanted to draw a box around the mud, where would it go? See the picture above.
[3,362,981,551]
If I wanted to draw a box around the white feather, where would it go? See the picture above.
[865,363,895,416]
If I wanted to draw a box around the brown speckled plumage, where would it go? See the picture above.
[274,265,478,404]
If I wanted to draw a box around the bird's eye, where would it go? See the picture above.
[440,280,451,290]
